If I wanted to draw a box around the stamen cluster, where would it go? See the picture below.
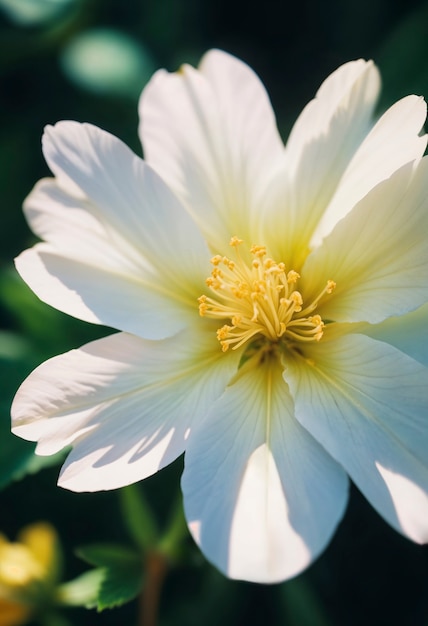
[198,237,335,352]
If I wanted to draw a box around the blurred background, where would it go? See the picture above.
[0,0,428,624]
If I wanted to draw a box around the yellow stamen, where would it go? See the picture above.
[198,238,335,352]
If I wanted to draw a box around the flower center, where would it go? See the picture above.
[198,237,336,352]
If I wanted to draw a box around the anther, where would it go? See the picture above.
[198,238,335,352]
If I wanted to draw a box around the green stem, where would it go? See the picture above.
[137,495,188,625]
[119,484,159,551]
[157,495,188,563]
[139,551,168,626]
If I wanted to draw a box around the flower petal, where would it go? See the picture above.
[285,59,380,171]
[182,356,348,583]
[12,327,240,492]
[362,303,428,367]
[286,333,428,543]
[19,124,211,338]
[16,244,189,339]
[139,49,284,252]
[42,122,209,288]
[263,59,380,266]
[311,94,427,246]
[302,158,428,323]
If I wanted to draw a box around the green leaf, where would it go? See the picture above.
[57,569,105,609]
[0,418,64,487]
[76,544,144,611]
[97,559,143,611]
[0,269,110,357]
[157,495,189,563]
[76,543,142,568]
[0,406,37,489]
[0,269,64,348]
[120,484,159,550]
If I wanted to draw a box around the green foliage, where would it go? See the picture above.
[0,328,66,490]
[120,484,159,551]
[278,577,330,626]
[76,544,144,611]
[0,403,36,490]
[0,416,65,490]
[157,495,189,564]
[376,2,428,111]
[57,569,105,609]
[0,269,87,355]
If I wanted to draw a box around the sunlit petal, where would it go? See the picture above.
[12,327,240,492]
[139,49,284,252]
[303,158,428,323]
[311,94,427,245]
[286,333,428,543]
[182,357,348,583]
[263,59,380,266]
[18,126,211,338]
[42,122,210,288]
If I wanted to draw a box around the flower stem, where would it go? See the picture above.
[120,484,159,551]
[139,551,168,626]
[157,494,188,563]
[137,495,188,625]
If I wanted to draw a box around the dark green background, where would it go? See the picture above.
[1,0,427,624]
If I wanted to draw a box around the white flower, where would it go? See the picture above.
[11,50,428,584]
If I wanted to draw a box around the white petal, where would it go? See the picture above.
[12,327,240,492]
[285,333,428,543]
[302,158,428,323]
[19,125,211,338]
[139,49,284,252]
[182,356,348,583]
[362,303,428,367]
[15,245,193,339]
[311,95,427,245]
[285,59,380,173]
[263,60,380,266]
[42,122,209,286]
